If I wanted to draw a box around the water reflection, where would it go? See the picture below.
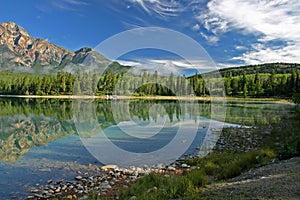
[0,98,292,163]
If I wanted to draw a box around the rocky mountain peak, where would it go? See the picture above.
[0,21,74,67]
[0,22,122,73]
[75,47,93,54]
[0,22,30,37]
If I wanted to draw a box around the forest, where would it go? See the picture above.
[0,63,299,98]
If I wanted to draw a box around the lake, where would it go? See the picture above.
[0,97,294,199]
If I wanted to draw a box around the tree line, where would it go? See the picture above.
[0,66,299,98]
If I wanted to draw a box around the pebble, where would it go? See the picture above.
[75,176,83,181]
[55,187,61,193]
[167,166,176,171]
[181,163,189,168]
[102,184,112,190]
[29,189,39,193]
[62,185,68,191]
[101,165,119,171]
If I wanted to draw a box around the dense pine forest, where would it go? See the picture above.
[0,63,299,98]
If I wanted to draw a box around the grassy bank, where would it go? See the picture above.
[114,149,276,200]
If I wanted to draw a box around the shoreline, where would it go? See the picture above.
[0,94,291,103]
[24,116,299,199]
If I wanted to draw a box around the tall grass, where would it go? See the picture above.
[118,149,276,199]
[186,149,276,180]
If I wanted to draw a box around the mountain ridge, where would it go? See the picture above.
[0,22,116,73]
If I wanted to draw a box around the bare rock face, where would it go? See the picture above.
[0,22,109,69]
[0,22,74,67]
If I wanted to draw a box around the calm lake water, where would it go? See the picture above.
[0,98,294,199]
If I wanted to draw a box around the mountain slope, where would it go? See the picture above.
[0,22,125,73]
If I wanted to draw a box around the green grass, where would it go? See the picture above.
[185,149,276,180]
[119,173,198,200]
[116,149,276,200]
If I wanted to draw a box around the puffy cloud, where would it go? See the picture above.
[192,24,200,31]
[197,0,300,64]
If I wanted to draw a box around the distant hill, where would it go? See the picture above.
[0,22,128,74]
[201,63,300,78]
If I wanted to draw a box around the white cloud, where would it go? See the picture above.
[197,0,300,64]
[235,46,247,51]
[200,32,219,44]
[117,60,142,67]
[192,24,200,31]
[63,0,89,6]
[50,0,89,11]
[117,58,217,75]
[128,0,185,17]
[232,43,300,65]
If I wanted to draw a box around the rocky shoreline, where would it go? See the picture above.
[25,124,295,200]
[25,126,263,200]
[26,161,192,199]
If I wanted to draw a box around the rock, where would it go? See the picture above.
[42,190,48,195]
[67,195,73,199]
[75,176,83,181]
[156,163,164,169]
[101,181,112,190]
[47,179,53,184]
[101,165,119,171]
[129,176,137,182]
[167,166,176,171]
[181,163,189,168]
[77,184,84,190]
[62,185,68,191]
[55,179,64,184]
[110,181,115,186]
[130,196,137,200]
[29,189,39,193]
[48,189,54,194]
[34,194,43,198]
[27,196,34,199]
[55,187,61,193]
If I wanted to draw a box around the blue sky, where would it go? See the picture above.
[1,0,300,72]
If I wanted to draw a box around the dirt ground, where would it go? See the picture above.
[200,157,300,200]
